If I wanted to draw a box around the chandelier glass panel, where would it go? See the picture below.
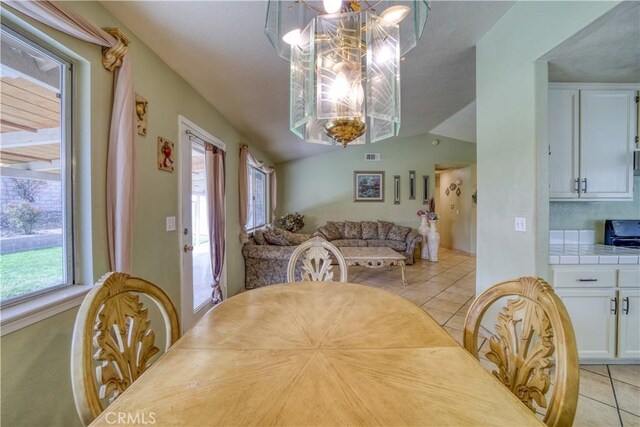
[265,1,429,147]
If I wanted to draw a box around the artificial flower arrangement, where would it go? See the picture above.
[417,198,438,220]
[277,212,305,232]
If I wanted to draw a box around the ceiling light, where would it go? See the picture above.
[380,5,411,25]
[323,0,342,14]
[282,29,301,46]
[265,1,430,147]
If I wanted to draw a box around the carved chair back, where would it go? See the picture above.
[286,236,348,283]
[71,272,180,426]
[463,277,579,427]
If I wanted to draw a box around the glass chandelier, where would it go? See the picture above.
[266,1,429,147]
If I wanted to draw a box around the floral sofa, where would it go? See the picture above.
[242,227,312,289]
[242,221,420,290]
[314,220,421,265]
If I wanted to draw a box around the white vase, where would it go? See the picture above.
[418,216,430,260]
[427,220,440,262]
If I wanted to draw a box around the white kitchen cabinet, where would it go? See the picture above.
[549,89,579,198]
[556,288,617,359]
[618,288,640,359]
[552,264,640,362]
[548,84,637,201]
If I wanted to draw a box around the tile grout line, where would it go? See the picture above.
[607,365,625,427]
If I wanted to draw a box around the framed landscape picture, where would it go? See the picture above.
[354,171,384,202]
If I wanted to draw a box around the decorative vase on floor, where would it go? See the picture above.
[427,220,440,262]
[418,215,430,260]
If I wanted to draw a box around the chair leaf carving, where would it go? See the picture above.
[71,272,180,426]
[300,246,334,281]
[485,295,554,412]
[287,236,348,283]
[93,288,160,403]
[463,277,579,427]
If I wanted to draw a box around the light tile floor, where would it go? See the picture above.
[347,248,640,427]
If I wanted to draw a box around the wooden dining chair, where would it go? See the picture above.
[286,236,348,283]
[70,272,180,426]
[463,276,579,427]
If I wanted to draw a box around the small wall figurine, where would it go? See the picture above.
[157,137,174,172]
[135,93,148,136]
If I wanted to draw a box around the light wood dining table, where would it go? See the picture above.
[91,282,543,426]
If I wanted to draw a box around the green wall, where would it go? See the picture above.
[0,2,273,426]
[276,133,476,232]
[475,1,619,294]
[550,176,640,242]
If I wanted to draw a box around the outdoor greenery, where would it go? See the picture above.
[5,202,42,234]
[0,246,64,301]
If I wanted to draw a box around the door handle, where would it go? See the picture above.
[183,244,194,253]
[610,297,618,315]
[582,178,588,193]
[623,297,629,315]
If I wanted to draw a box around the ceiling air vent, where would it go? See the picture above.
[365,153,381,161]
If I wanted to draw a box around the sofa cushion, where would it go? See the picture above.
[264,230,289,246]
[331,239,368,248]
[253,229,267,245]
[366,239,406,252]
[327,221,345,238]
[344,221,362,239]
[377,220,394,240]
[387,225,411,241]
[277,228,311,245]
[361,221,378,240]
[318,224,341,240]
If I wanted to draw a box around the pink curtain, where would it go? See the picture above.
[6,1,135,273]
[238,145,276,242]
[204,144,226,303]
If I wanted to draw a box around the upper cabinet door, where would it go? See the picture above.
[549,89,580,199]
[580,90,636,199]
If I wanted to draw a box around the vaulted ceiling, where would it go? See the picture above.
[102,1,514,163]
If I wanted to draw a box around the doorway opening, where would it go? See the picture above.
[434,164,477,255]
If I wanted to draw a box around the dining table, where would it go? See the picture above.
[90,282,543,426]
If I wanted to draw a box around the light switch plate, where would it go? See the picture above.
[166,216,176,232]
[515,217,526,232]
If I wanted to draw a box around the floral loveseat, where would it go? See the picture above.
[242,227,312,289]
[314,220,421,265]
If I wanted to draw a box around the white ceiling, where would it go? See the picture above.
[430,100,476,143]
[545,1,640,83]
[102,1,513,163]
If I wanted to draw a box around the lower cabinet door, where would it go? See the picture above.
[618,289,640,359]
[556,288,617,359]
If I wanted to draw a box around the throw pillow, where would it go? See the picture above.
[327,221,345,238]
[277,228,311,245]
[361,221,378,240]
[253,229,267,245]
[318,224,341,240]
[344,221,363,239]
[263,230,289,246]
[387,225,411,241]
[377,220,394,240]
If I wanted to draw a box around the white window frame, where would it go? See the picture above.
[0,12,94,336]
[246,165,268,231]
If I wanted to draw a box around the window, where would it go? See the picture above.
[0,25,73,305]
[246,165,267,230]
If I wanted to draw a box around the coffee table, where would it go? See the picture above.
[340,246,408,285]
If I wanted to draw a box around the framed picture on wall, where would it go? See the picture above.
[354,171,385,202]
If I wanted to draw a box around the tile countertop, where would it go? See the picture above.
[549,244,640,265]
